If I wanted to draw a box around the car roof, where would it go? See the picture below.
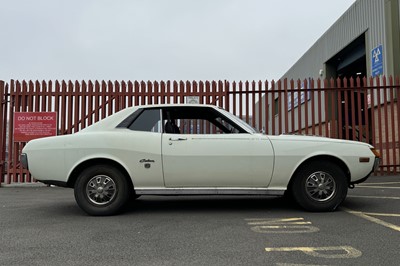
[80,104,223,133]
[136,103,219,109]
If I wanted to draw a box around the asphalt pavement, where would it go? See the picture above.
[0,174,399,266]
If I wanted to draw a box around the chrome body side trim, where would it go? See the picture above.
[135,188,285,196]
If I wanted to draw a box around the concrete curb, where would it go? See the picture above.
[0,183,48,188]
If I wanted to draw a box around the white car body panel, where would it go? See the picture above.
[23,136,67,182]
[22,104,378,198]
[162,133,274,187]
[63,131,164,188]
[267,135,375,190]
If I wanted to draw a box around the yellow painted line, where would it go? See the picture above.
[356,185,400,189]
[343,208,400,232]
[246,218,312,225]
[276,264,328,266]
[251,225,320,234]
[246,218,319,233]
[245,218,304,221]
[361,212,400,217]
[265,246,362,258]
[348,195,400,200]
[248,221,312,225]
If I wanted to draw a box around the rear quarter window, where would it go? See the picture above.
[128,109,162,132]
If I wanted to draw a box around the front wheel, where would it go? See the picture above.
[74,165,130,216]
[290,161,348,212]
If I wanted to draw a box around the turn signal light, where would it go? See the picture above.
[370,148,381,158]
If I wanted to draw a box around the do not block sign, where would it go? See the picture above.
[14,112,57,142]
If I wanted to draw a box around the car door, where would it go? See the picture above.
[162,133,274,187]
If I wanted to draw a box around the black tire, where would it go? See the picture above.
[290,161,348,212]
[130,194,141,201]
[74,165,130,216]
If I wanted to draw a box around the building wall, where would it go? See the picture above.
[389,0,400,76]
[256,0,400,133]
[281,0,396,80]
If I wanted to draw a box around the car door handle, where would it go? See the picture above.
[169,137,187,141]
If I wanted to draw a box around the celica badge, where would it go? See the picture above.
[140,159,155,169]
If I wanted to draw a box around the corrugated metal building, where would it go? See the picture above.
[256,0,400,135]
[282,0,399,80]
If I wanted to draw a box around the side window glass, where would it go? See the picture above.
[177,118,239,134]
[162,107,246,135]
[129,109,161,132]
[215,117,240,134]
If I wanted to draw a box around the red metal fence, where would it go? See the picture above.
[1,77,399,185]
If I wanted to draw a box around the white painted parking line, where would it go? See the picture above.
[356,185,400,189]
[348,195,400,200]
[363,182,400,185]
[343,208,400,232]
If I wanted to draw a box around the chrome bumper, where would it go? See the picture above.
[373,157,380,171]
[20,153,29,170]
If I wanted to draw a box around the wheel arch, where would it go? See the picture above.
[288,155,351,189]
[67,158,134,191]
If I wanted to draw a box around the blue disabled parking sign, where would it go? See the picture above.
[371,45,383,77]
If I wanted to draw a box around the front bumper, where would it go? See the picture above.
[350,157,380,186]
[373,157,380,172]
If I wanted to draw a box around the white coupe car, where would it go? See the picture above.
[21,104,380,216]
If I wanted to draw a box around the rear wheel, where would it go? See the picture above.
[291,161,348,212]
[74,165,130,216]
[131,194,141,200]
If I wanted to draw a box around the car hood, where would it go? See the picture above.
[267,134,373,147]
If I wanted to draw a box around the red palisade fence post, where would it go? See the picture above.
[1,76,400,184]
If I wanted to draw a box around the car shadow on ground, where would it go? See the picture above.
[123,195,301,215]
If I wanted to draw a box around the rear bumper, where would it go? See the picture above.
[20,153,29,170]
[20,153,68,188]
[40,180,69,187]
